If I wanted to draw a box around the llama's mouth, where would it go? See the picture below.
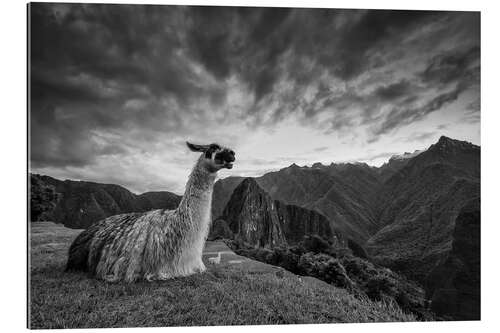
[214,150,235,169]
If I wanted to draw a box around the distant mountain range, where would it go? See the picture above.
[212,136,480,283]
[30,174,181,229]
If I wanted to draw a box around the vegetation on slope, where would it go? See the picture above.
[227,235,432,320]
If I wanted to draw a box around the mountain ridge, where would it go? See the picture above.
[30,173,181,228]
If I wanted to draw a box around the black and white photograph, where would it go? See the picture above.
[27,1,482,329]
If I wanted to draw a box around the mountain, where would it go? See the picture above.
[425,198,480,320]
[391,150,424,160]
[216,178,346,248]
[378,150,423,182]
[366,136,480,282]
[212,176,245,220]
[213,163,381,244]
[30,174,181,229]
[308,162,382,212]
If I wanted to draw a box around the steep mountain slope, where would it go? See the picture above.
[366,136,480,282]
[213,164,380,244]
[378,150,424,182]
[218,178,345,248]
[259,165,380,243]
[312,162,382,209]
[212,176,245,219]
[425,198,480,320]
[30,174,181,228]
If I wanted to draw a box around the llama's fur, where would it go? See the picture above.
[66,143,234,282]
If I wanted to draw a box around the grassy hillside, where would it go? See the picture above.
[29,222,415,329]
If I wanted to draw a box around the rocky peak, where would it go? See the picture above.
[238,177,262,193]
[430,136,478,154]
[220,177,341,248]
[389,150,424,161]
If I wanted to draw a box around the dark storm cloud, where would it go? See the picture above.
[30,4,480,171]
[373,45,480,137]
[420,46,480,86]
[374,86,463,137]
[373,80,414,101]
[326,10,436,80]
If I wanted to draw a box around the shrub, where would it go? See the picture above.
[273,247,301,273]
[347,239,369,259]
[30,176,59,221]
[298,253,354,290]
[365,275,397,300]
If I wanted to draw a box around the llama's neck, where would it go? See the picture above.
[177,156,216,225]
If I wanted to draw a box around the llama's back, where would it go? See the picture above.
[65,212,144,273]
[66,209,182,282]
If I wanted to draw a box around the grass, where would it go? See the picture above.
[29,222,415,329]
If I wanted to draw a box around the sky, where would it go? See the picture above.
[29,4,480,194]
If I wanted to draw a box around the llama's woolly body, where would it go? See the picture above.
[66,156,216,282]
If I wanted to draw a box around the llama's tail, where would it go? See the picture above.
[65,226,98,272]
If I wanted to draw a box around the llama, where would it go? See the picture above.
[207,252,222,265]
[65,142,236,283]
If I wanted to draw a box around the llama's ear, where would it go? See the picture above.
[186,142,209,152]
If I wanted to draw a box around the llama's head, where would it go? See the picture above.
[186,142,236,172]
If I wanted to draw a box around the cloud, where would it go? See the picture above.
[466,97,480,113]
[313,146,329,153]
[372,87,462,137]
[420,46,480,87]
[343,151,400,163]
[327,10,438,80]
[29,4,480,191]
[373,80,414,101]
[370,45,480,138]
[401,131,437,142]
